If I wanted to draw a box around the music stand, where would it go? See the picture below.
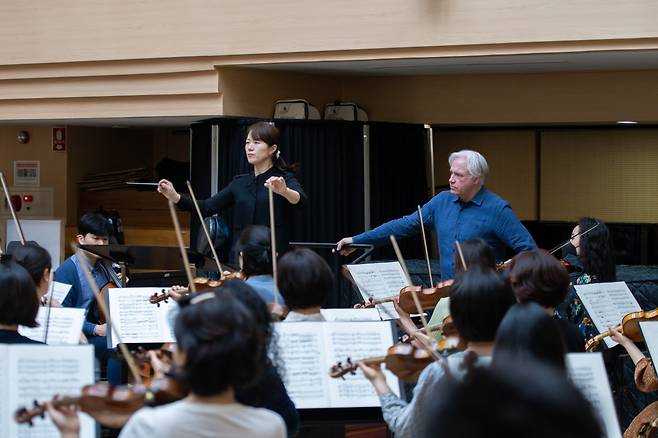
[79,244,217,272]
[288,242,374,308]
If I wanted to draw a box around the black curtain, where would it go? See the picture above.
[190,118,365,262]
[368,122,429,260]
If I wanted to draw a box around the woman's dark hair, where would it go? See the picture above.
[454,239,496,276]
[421,361,602,438]
[219,279,273,359]
[508,249,570,308]
[0,261,40,327]
[277,248,333,310]
[78,212,113,237]
[493,302,566,371]
[11,242,52,286]
[174,289,264,396]
[236,225,272,277]
[578,217,616,282]
[247,121,299,173]
[449,270,515,342]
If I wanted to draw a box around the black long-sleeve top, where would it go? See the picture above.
[177,167,307,259]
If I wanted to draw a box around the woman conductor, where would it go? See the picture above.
[158,122,307,261]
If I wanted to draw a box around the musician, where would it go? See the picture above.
[337,150,536,280]
[55,213,121,382]
[427,239,496,340]
[508,249,585,352]
[359,270,515,438]
[225,280,300,437]
[421,361,602,438]
[158,122,307,261]
[277,248,334,322]
[11,242,54,303]
[236,225,284,306]
[608,327,658,438]
[555,217,616,341]
[493,302,568,371]
[47,290,286,438]
[0,260,43,344]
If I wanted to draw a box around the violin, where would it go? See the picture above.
[637,415,658,438]
[329,342,437,383]
[436,315,467,352]
[14,377,186,429]
[363,279,453,313]
[585,308,658,352]
[149,271,243,305]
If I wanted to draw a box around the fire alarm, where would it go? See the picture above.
[17,130,30,144]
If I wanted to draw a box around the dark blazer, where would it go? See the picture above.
[177,167,306,259]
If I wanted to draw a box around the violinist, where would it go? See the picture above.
[607,327,658,438]
[507,249,585,352]
[0,260,43,344]
[55,213,121,383]
[48,290,286,438]
[11,242,55,304]
[358,270,515,438]
[492,302,568,371]
[426,239,496,341]
[336,150,536,280]
[157,121,307,262]
[277,248,334,322]
[555,217,616,341]
[237,225,285,306]
[420,361,602,438]
[225,280,299,437]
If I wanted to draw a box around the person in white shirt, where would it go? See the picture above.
[47,289,286,438]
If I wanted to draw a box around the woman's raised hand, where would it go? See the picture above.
[157,179,181,203]
[264,176,288,195]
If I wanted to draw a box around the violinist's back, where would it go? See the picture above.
[118,291,286,438]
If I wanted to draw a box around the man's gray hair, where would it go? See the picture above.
[448,150,489,183]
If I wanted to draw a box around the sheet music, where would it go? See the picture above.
[108,288,176,346]
[320,308,381,322]
[574,282,641,348]
[50,281,72,304]
[639,322,658,374]
[5,345,95,438]
[18,307,85,344]
[275,323,331,408]
[324,322,400,407]
[274,321,399,409]
[566,353,622,438]
[346,262,407,320]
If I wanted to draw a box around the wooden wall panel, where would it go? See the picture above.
[540,129,658,222]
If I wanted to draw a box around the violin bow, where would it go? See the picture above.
[185,181,224,279]
[455,241,468,271]
[73,244,143,384]
[417,206,434,286]
[390,236,447,368]
[0,172,26,245]
[43,270,55,344]
[268,187,281,316]
[548,221,600,255]
[168,201,197,293]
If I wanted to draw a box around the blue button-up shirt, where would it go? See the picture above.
[352,188,537,280]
